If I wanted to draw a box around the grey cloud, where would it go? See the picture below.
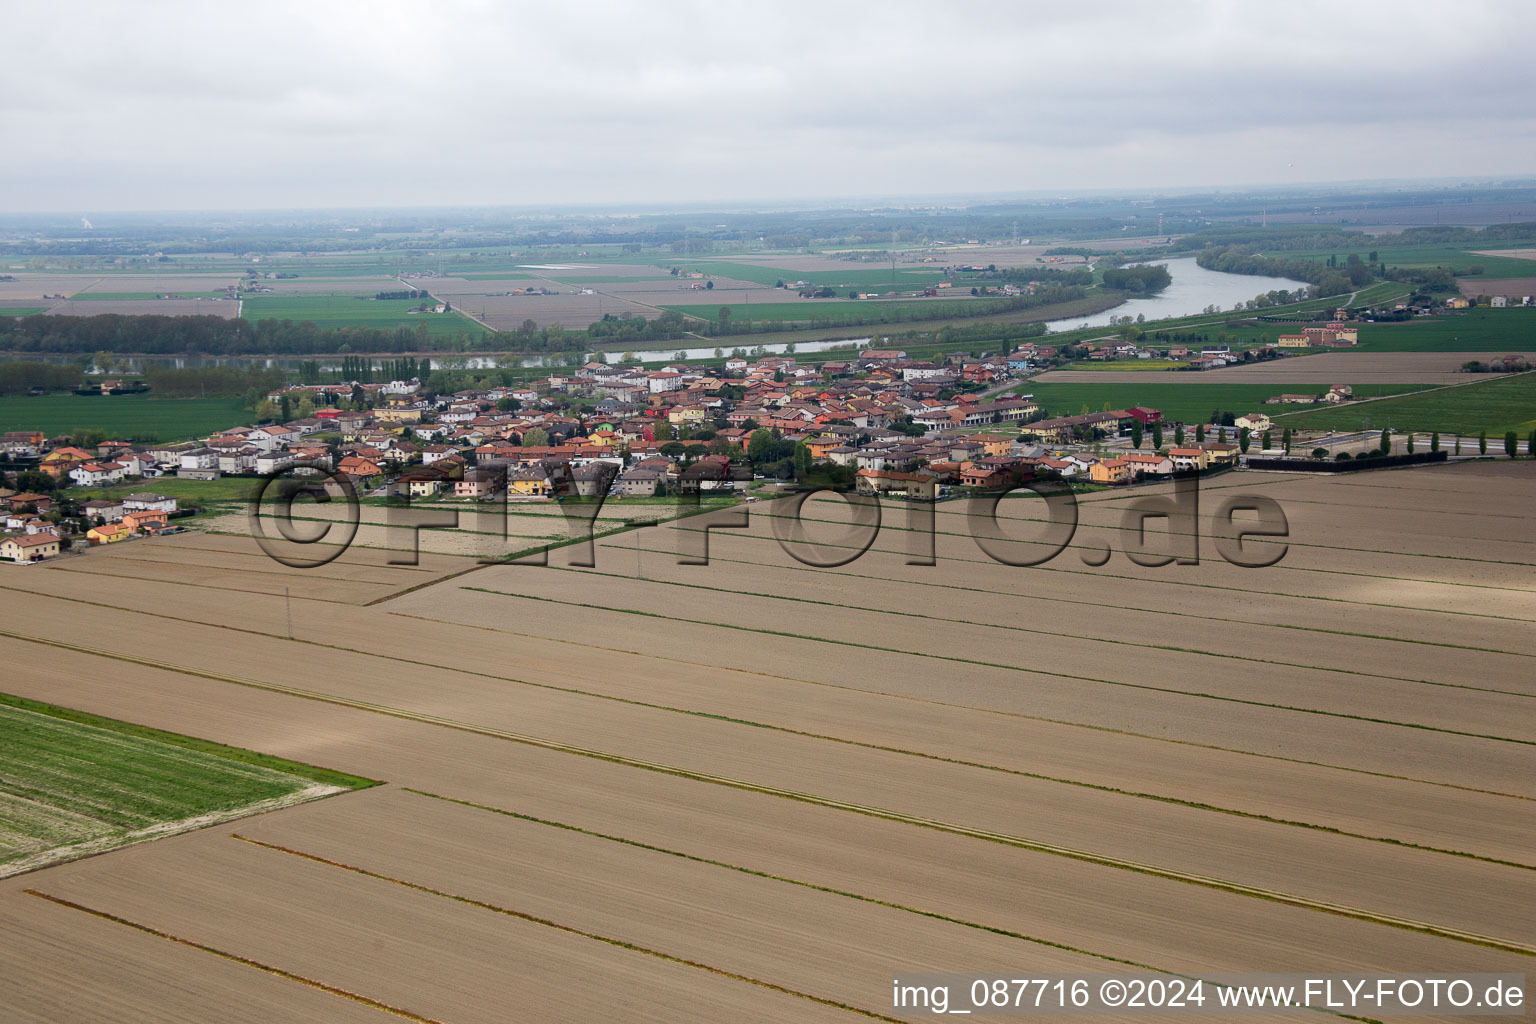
[2,0,1533,210]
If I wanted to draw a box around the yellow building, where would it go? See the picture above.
[373,407,424,424]
[508,469,552,496]
[86,523,132,545]
[1088,457,1131,484]
[667,407,708,427]
[2,534,60,562]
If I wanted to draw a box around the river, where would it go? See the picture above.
[1038,257,1307,333]
[4,258,1306,373]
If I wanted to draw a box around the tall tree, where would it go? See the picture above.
[1479,430,1488,455]
[1505,431,1519,458]
[1130,420,1144,449]
[1151,420,1163,449]
[1239,427,1251,454]
[1282,427,1292,454]
[1430,431,1440,453]
[1379,428,1391,454]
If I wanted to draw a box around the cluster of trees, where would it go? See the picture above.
[1195,246,1370,298]
[584,310,691,343]
[1100,264,1172,294]
[141,364,285,399]
[1461,356,1531,373]
[695,281,1091,337]
[0,360,80,394]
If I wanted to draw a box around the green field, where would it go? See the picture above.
[0,393,249,441]
[1258,243,1536,279]
[676,260,953,289]
[74,476,262,506]
[664,297,992,324]
[241,294,486,336]
[1269,373,1536,435]
[0,307,46,317]
[546,274,675,284]
[0,692,374,874]
[1023,381,1434,425]
[1058,360,1189,371]
[1357,308,1536,351]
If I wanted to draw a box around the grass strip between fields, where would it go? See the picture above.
[23,890,444,1023]
[0,628,1527,957]
[0,692,378,791]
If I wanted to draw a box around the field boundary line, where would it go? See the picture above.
[397,789,1388,1023]
[3,581,1528,805]
[608,540,1536,628]
[230,835,906,1022]
[23,890,446,1023]
[542,564,1536,694]
[461,587,1536,746]
[0,628,1528,956]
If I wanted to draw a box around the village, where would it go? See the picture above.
[0,338,1383,564]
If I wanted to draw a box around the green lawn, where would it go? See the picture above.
[1356,308,1536,351]
[0,692,374,874]
[1023,381,1435,425]
[241,294,486,336]
[0,393,249,441]
[1269,373,1536,435]
[73,476,262,505]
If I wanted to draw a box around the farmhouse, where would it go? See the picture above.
[855,468,938,500]
[1,533,60,562]
[1235,413,1271,432]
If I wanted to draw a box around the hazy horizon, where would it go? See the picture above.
[5,0,1535,214]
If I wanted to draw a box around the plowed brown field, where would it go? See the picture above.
[1,461,1532,1021]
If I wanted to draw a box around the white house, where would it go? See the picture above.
[178,448,219,471]
[122,492,177,514]
[69,461,126,486]
[1234,413,1271,433]
[255,452,296,475]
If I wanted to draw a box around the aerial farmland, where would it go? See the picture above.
[1,462,1531,1020]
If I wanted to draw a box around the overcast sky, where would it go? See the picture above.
[4,0,1534,212]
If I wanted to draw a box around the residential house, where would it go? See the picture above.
[1088,457,1132,484]
[1167,447,1210,471]
[123,509,169,533]
[80,499,125,523]
[86,522,133,545]
[1,533,59,562]
[1125,453,1174,476]
[122,493,177,514]
[854,469,937,500]
[1234,413,1271,433]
